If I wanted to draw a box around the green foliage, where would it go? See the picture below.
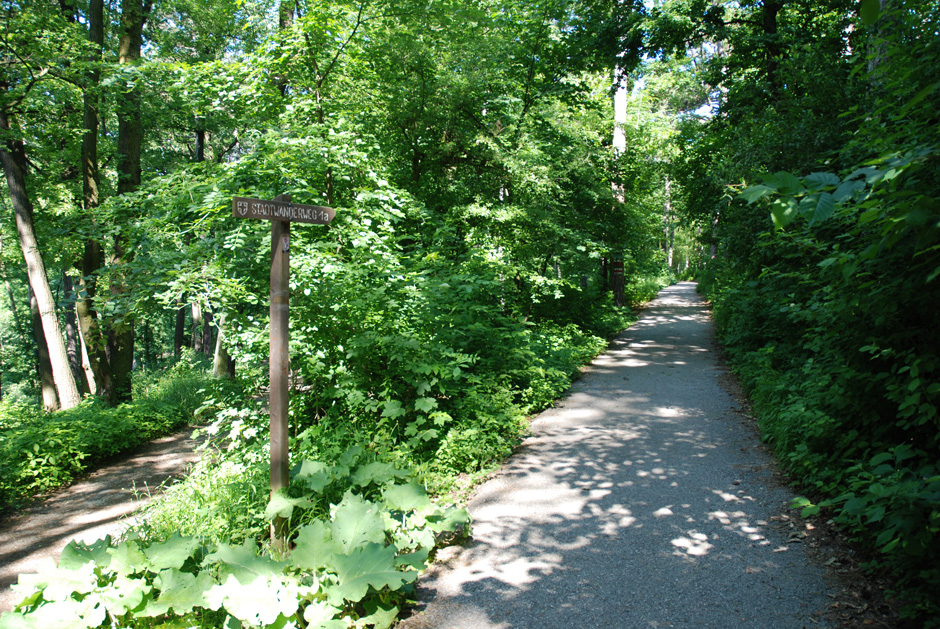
[0,456,468,629]
[0,358,216,510]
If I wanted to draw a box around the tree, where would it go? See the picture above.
[0,90,82,410]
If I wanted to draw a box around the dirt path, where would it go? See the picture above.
[400,282,836,628]
[0,428,202,613]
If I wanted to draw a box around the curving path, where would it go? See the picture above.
[400,282,834,628]
[0,429,202,613]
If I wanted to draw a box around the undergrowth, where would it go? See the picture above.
[0,352,220,511]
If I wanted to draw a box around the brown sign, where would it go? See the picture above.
[233,197,335,225]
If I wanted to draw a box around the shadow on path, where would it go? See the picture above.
[400,282,833,629]
[0,429,202,612]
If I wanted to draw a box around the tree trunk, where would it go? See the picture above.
[61,274,88,394]
[212,312,236,378]
[664,175,674,270]
[110,0,149,402]
[29,290,58,411]
[192,301,204,353]
[762,0,784,104]
[75,0,116,404]
[75,240,115,404]
[174,294,186,357]
[0,96,82,410]
[202,309,214,358]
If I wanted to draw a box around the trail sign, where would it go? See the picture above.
[232,194,334,549]
[233,196,335,225]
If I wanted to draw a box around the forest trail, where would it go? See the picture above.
[0,429,202,613]
[400,281,835,628]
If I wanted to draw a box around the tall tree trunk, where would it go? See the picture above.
[202,309,214,358]
[0,96,82,410]
[61,274,87,394]
[110,0,149,402]
[762,0,784,104]
[75,240,115,404]
[29,290,58,411]
[75,0,115,404]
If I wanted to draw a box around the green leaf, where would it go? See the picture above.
[774,171,803,195]
[330,493,386,554]
[143,533,200,571]
[291,520,336,572]
[107,540,151,575]
[294,460,332,493]
[771,199,798,230]
[351,461,402,487]
[738,184,775,203]
[804,172,840,189]
[382,481,432,512]
[327,543,417,606]
[96,574,151,616]
[140,569,216,616]
[265,489,312,520]
[359,600,401,629]
[41,562,99,602]
[7,598,104,629]
[834,179,865,202]
[381,399,407,419]
[414,397,438,413]
[59,537,112,571]
[205,539,287,584]
[302,600,346,628]
[206,574,299,627]
[810,192,837,226]
[860,0,880,24]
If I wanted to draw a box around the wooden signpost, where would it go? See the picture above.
[233,194,334,546]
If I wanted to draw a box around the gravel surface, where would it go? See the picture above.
[400,282,833,629]
[0,429,202,613]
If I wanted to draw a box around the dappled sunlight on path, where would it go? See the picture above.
[400,282,832,629]
[0,430,202,613]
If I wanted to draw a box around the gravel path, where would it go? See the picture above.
[400,281,834,628]
[0,429,202,613]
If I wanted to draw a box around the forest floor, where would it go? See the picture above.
[0,282,902,626]
[0,429,203,613]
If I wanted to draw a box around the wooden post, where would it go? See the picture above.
[231,193,334,551]
[270,194,290,548]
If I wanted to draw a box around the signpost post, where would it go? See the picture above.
[233,194,334,548]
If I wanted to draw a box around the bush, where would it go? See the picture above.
[0,359,216,511]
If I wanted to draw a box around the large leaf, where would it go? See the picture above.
[205,539,287,584]
[106,540,151,575]
[804,172,840,190]
[326,543,416,606]
[738,184,775,203]
[205,574,299,627]
[330,492,386,554]
[302,600,346,628]
[291,520,336,572]
[140,568,216,616]
[265,488,313,520]
[143,533,200,571]
[381,481,432,512]
[350,461,402,488]
[293,460,332,493]
[58,537,112,571]
[771,198,798,230]
[95,574,151,616]
[810,192,837,226]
